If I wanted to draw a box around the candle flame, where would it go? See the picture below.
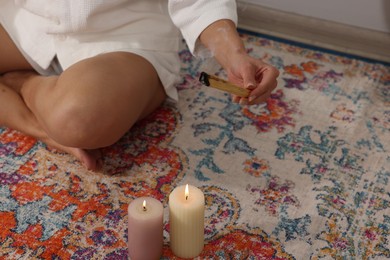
[185,184,189,200]
[143,200,147,211]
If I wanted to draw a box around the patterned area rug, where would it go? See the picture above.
[1,29,389,259]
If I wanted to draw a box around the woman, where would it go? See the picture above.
[0,0,279,171]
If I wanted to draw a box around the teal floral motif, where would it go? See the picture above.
[189,93,256,181]
[313,169,390,259]
[275,125,345,162]
[315,180,356,225]
[275,125,344,163]
[190,98,255,181]
[313,213,356,259]
[367,168,390,213]
[275,122,389,259]
[333,147,365,186]
[375,168,390,186]
[190,88,299,181]
[356,168,390,258]
[356,120,387,152]
[276,126,367,185]
[0,186,76,241]
[0,186,18,211]
[300,160,330,183]
[273,205,312,243]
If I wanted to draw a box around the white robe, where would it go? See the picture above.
[0,0,237,100]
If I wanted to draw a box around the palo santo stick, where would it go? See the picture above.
[199,72,250,98]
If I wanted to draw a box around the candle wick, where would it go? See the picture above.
[185,195,188,201]
[143,206,147,211]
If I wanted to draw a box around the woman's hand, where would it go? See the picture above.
[199,19,279,105]
[226,52,279,105]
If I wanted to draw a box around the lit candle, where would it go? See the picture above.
[128,197,163,260]
[169,184,205,258]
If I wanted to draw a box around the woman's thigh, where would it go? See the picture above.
[0,24,34,74]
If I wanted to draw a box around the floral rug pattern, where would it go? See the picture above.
[0,30,389,259]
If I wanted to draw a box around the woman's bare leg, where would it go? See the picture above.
[0,24,167,170]
[0,25,105,170]
[0,74,104,170]
[17,52,167,149]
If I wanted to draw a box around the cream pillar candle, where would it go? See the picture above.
[169,184,205,258]
[128,197,163,260]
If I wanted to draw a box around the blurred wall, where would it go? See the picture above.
[238,0,390,33]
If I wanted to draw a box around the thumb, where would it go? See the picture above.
[242,69,257,90]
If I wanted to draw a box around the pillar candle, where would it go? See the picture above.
[128,197,163,260]
[169,184,205,258]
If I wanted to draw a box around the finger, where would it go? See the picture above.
[242,67,257,90]
[232,94,240,103]
[248,89,273,105]
[248,79,276,102]
[249,66,279,98]
[239,98,249,105]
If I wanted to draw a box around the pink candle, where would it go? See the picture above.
[128,197,163,260]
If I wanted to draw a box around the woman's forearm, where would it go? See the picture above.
[199,19,245,70]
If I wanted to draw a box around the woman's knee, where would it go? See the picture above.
[46,100,132,149]
[42,52,164,149]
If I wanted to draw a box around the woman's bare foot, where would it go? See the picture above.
[63,147,103,171]
[43,135,103,171]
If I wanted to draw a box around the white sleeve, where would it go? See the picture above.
[168,0,238,57]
